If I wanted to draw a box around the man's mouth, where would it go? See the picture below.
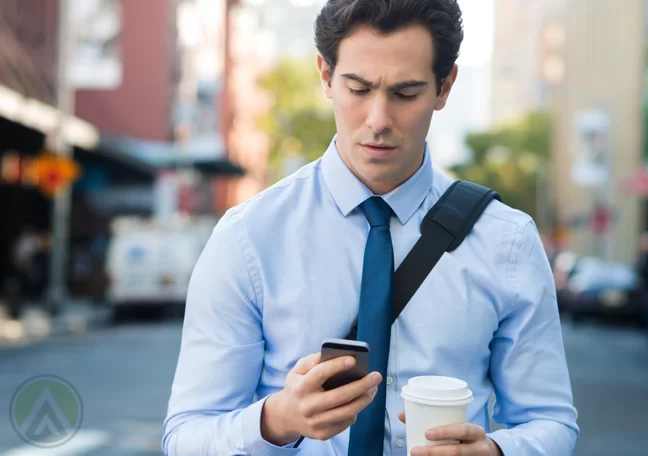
[362,143,396,149]
[361,143,397,158]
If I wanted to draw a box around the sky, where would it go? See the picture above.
[248,0,494,66]
[456,0,494,67]
[430,0,494,169]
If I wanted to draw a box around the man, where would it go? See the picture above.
[162,0,579,454]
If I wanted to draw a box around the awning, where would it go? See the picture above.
[157,154,245,176]
[73,141,157,184]
[0,84,99,150]
[99,136,246,177]
[0,115,156,186]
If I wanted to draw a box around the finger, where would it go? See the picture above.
[291,353,321,375]
[398,410,406,423]
[302,355,357,388]
[411,441,490,456]
[425,422,486,443]
[410,445,435,456]
[314,372,382,411]
[309,387,378,427]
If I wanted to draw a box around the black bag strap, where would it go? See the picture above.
[345,180,501,340]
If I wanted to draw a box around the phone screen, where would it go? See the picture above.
[320,339,370,390]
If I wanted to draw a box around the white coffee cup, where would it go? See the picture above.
[400,376,474,454]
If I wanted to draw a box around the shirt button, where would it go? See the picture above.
[386,376,394,385]
[397,439,405,448]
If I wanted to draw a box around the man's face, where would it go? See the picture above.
[318,24,458,195]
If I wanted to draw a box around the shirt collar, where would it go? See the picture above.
[321,136,434,225]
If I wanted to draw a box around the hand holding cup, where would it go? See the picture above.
[398,376,500,455]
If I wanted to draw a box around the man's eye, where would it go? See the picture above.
[395,92,418,100]
[349,88,370,95]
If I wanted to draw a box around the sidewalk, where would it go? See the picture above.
[0,300,112,348]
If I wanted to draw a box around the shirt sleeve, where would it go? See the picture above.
[487,220,580,455]
[161,210,301,456]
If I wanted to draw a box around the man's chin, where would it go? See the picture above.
[359,170,401,189]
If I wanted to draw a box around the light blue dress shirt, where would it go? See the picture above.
[162,138,579,455]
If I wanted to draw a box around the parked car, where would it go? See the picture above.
[558,255,645,326]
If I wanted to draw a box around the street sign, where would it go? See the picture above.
[591,204,612,236]
[30,150,81,197]
[571,110,611,188]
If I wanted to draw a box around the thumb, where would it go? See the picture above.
[291,353,321,375]
[398,411,406,424]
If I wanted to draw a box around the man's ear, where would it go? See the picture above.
[434,64,459,111]
[317,54,333,99]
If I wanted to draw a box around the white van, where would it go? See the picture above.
[104,215,216,317]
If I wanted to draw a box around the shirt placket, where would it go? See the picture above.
[386,324,407,456]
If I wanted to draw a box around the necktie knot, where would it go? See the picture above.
[360,197,393,228]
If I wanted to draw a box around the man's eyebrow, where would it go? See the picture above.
[389,80,429,91]
[340,73,428,91]
[341,73,375,87]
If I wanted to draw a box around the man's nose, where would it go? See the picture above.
[366,94,393,134]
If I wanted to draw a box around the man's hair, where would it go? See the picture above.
[314,0,464,94]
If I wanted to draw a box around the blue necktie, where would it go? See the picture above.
[348,196,394,456]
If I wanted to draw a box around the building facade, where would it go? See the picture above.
[74,0,177,141]
[552,0,644,263]
[0,0,59,104]
[491,0,566,127]
[214,0,275,212]
[491,0,645,264]
[72,0,253,217]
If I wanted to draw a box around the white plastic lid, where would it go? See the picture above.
[401,376,474,406]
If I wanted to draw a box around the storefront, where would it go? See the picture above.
[0,85,157,309]
[0,116,52,306]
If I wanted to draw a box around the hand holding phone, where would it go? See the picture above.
[260,339,381,446]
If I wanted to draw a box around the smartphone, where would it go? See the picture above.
[320,338,370,391]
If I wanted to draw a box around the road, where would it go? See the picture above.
[561,320,648,455]
[0,317,647,455]
[0,319,180,456]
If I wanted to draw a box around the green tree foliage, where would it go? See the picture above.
[256,55,337,181]
[449,111,552,220]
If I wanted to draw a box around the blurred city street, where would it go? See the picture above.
[0,316,646,456]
